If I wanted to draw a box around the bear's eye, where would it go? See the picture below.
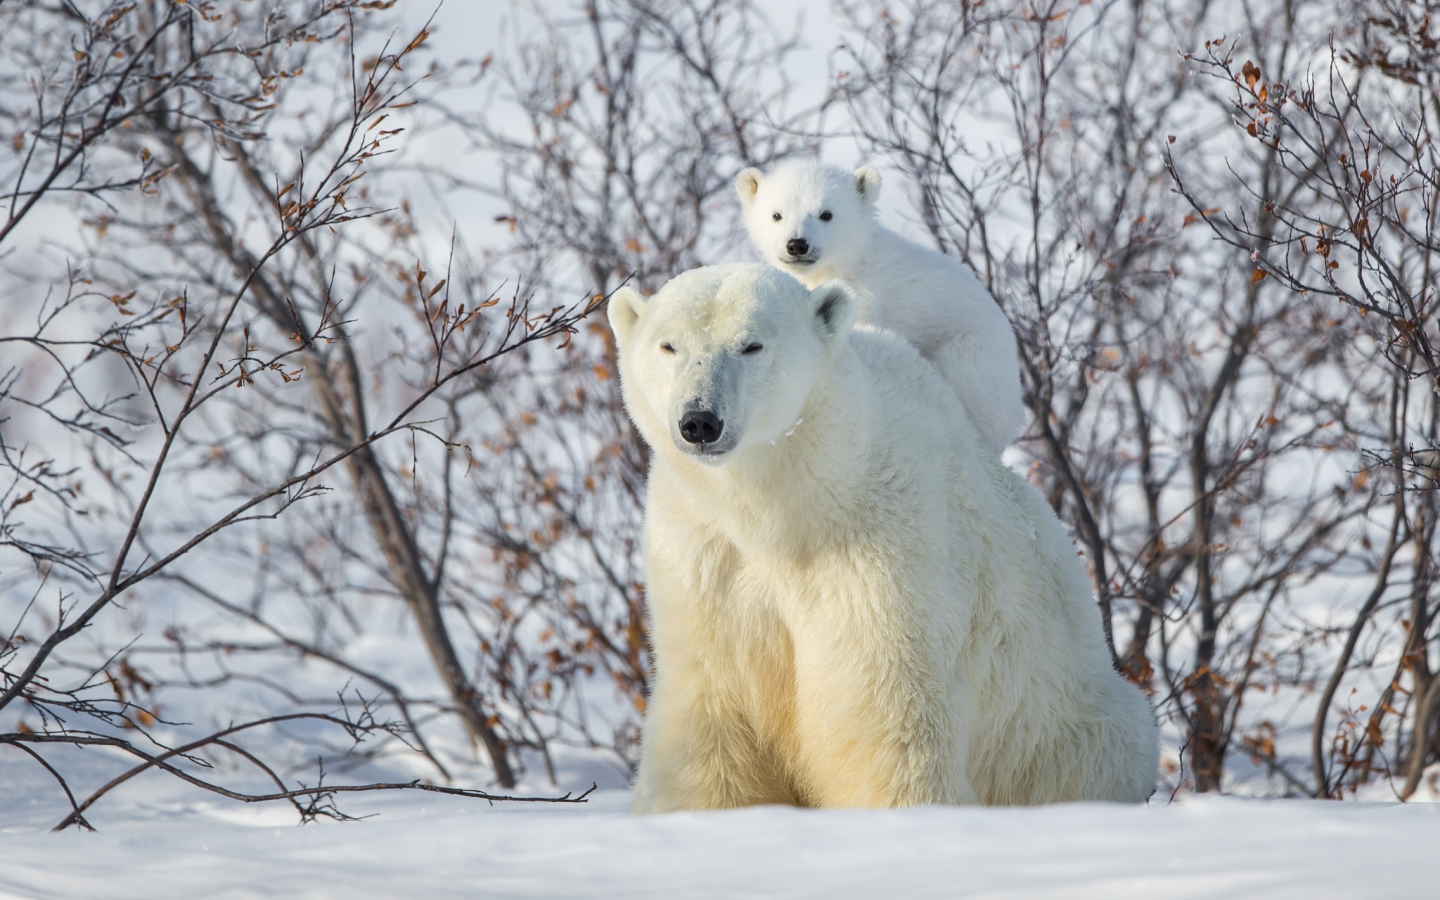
[771,212,782,221]
[819,211,833,221]
[742,342,764,355]
[660,342,676,354]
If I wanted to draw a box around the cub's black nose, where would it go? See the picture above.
[785,238,810,257]
[679,410,724,445]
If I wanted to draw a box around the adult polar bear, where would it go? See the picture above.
[738,160,1025,456]
[610,264,1157,811]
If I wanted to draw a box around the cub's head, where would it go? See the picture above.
[735,160,880,278]
[607,264,856,465]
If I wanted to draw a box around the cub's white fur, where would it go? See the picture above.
[737,160,1025,455]
[611,264,1157,812]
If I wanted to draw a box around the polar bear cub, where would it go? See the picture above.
[737,160,1025,455]
[610,263,1157,812]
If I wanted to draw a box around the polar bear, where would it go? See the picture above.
[609,263,1157,812]
[737,160,1025,456]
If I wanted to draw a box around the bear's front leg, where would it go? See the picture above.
[633,659,795,813]
[785,571,975,808]
[633,513,796,813]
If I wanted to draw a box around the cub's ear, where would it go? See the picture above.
[736,167,763,204]
[810,280,857,343]
[606,285,647,349]
[853,166,881,204]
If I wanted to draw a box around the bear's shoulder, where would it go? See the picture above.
[851,323,939,379]
[850,325,962,409]
[848,324,986,452]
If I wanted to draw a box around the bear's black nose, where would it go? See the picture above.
[679,410,724,445]
[785,238,809,257]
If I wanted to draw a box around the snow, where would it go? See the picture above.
[1,790,1436,899]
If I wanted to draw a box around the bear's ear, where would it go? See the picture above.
[810,280,857,343]
[853,166,881,205]
[606,285,647,349]
[735,167,763,205]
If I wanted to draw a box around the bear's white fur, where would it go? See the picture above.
[610,264,1157,812]
[738,159,1026,455]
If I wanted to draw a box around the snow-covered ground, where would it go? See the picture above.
[2,786,1437,899]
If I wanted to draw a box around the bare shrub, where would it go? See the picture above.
[1169,0,1440,797]
[0,0,595,825]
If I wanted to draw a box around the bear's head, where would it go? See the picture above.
[607,264,856,465]
[735,161,880,279]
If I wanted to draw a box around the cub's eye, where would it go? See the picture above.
[819,211,833,221]
[771,212,782,221]
[660,342,676,354]
[742,342,764,355]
